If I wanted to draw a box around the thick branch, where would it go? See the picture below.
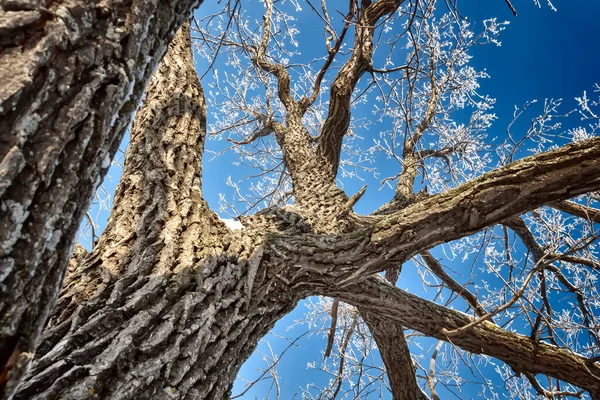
[325,277,600,396]
[393,45,440,204]
[502,217,544,260]
[362,311,429,400]
[361,253,427,400]
[278,136,600,285]
[393,72,439,205]
[87,21,226,266]
[365,136,600,272]
[317,0,405,177]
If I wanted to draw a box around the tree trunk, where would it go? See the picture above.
[14,23,296,400]
[0,0,203,396]
[6,3,600,397]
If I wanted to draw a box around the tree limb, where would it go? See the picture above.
[362,311,429,400]
[548,200,600,224]
[324,276,600,397]
[317,0,406,177]
[278,136,600,285]
[420,250,488,318]
[250,0,298,113]
[299,1,355,112]
[324,299,339,359]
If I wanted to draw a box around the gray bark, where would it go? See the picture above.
[0,0,202,396]
[15,24,297,399]
[3,1,600,398]
[327,276,600,396]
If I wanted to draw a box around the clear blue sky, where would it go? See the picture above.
[195,0,600,216]
[83,1,600,398]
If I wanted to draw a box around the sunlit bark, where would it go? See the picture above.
[16,24,296,399]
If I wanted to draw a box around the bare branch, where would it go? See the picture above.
[548,200,600,224]
[504,0,518,16]
[332,314,358,398]
[362,311,429,399]
[251,0,299,112]
[326,276,600,396]
[317,0,407,176]
[420,250,488,318]
[324,299,339,359]
[299,1,355,112]
[441,255,544,337]
[232,332,309,399]
[427,342,443,400]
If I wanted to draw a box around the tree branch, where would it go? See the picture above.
[392,41,440,205]
[548,200,600,224]
[317,0,406,177]
[420,250,488,318]
[324,299,339,359]
[251,0,298,113]
[325,276,600,396]
[504,216,600,348]
[299,1,355,112]
[362,136,600,276]
[279,136,600,285]
[362,311,429,400]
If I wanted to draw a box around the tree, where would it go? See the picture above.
[0,0,204,396]
[5,0,600,399]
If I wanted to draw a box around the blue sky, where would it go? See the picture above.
[192,0,600,216]
[81,1,600,398]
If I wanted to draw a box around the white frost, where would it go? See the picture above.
[222,218,243,231]
[102,154,111,169]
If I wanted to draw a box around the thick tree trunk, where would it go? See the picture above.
[14,24,296,399]
[6,2,600,397]
[0,1,202,396]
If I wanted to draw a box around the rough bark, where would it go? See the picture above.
[271,136,600,287]
[14,23,297,400]
[0,0,204,395]
[362,311,428,400]
[317,0,406,176]
[19,84,600,398]
[7,2,600,398]
[328,276,600,396]
[248,0,352,233]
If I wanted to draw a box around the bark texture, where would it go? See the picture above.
[15,24,297,400]
[362,311,428,400]
[6,2,600,398]
[317,0,406,176]
[0,0,203,396]
[268,136,600,288]
[327,276,600,396]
